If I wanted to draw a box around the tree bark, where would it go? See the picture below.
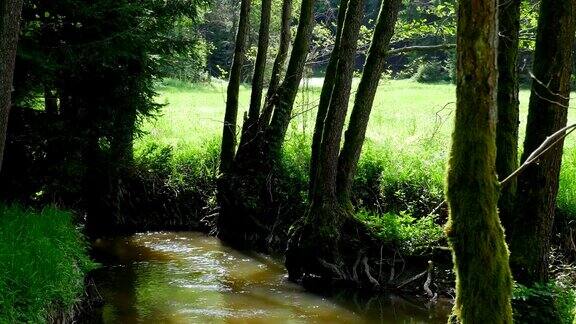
[285,0,368,283]
[265,0,316,161]
[312,0,365,206]
[261,0,292,126]
[309,0,349,199]
[496,0,521,236]
[219,0,251,174]
[336,0,401,206]
[510,0,576,285]
[0,0,23,173]
[247,0,272,121]
[445,0,513,322]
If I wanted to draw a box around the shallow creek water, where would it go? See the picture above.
[91,232,450,323]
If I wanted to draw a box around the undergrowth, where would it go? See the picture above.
[355,210,444,255]
[0,205,96,323]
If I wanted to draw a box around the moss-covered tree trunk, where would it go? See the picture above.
[0,0,23,173]
[261,0,292,126]
[510,0,576,285]
[336,0,401,207]
[495,0,520,234]
[445,0,513,322]
[309,0,348,198]
[219,0,251,174]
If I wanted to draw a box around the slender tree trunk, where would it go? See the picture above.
[510,0,576,285]
[237,0,272,152]
[445,0,513,322]
[336,0,401,206]
[495,0,521,235]
[260,0,292,126]
[309,0,349,199]
[220,0,251,174]
[247,0,271,121]
[312,0,364,206]
[286,0,368,283]
[265,0,316,161]
[0,0,23,173]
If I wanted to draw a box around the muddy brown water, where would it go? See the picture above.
[91,232,451,323]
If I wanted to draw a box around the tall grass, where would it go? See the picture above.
[142,78,576,219]
[0,205,96,323]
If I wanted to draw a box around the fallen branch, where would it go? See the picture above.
[387,44,456,56]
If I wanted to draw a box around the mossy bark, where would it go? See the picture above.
[336,0,401,206]
[495,0,520,234]
[219,0,251,174]
[0,0,23,173]
[510,0,576,285]
[309,0,348,198]
[445,0,513,322]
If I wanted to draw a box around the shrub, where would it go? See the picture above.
[355,210,444,255]
[0,205,96,323]
[513,282,576,324]
[412,62,451,83]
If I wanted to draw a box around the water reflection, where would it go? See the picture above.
[92,232,449,323]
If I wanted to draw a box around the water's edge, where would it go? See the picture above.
[89,232,450,323]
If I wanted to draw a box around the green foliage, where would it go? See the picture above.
[412,61,452,83]
[355,210,444,254]
[513,282,576,324]
[0,205,96,323]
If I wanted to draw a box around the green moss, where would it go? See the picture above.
[0,205,97,323]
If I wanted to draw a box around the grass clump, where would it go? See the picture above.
[355,210,444,255]
[0,205,96,323]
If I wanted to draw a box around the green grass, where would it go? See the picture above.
[140,78,576,219]
[0,205,96,323]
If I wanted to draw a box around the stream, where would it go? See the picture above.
[91,232,451,323]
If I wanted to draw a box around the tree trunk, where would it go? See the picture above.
[312,0,364,206]
[495,0,521,235]
[237,0,272,152]
[286,0,367,283]
[265,0,316,161]
[0,0,23,173]
[309,0,348,199]
[445,0,513,322]
[510,0,576,285]
[247,0,271,121]
[216,0,314,249]
[336,0,401,206]
[261,0,292,126]
[219,0,251,174]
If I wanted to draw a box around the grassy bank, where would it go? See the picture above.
[0,205,96,323]
[139,78,576,219]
